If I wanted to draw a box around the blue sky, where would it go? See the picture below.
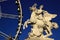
[0,0,60,40]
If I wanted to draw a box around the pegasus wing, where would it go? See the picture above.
[44,12,57,21]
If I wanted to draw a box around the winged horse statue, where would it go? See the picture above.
[23,4,58,40]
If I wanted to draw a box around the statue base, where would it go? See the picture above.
[25,37,54,40]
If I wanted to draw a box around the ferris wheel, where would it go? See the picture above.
[0,0,7,2]
[0,0,23,40]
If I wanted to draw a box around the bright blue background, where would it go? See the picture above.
[0,0,60,40]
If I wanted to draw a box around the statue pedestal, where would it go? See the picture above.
[25,37,54,40]
[26,37,40,40]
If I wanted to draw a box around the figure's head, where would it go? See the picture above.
[39,5,44,9]
[33,3,37,7]
[30,3,37,11]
